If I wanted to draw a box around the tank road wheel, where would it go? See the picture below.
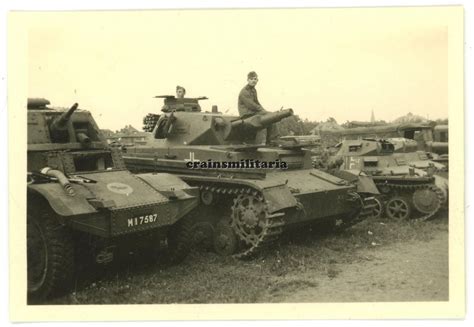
[27,209,74,301]
[385,197,412,221]
[190,222,215,250]
[164,214,194,264]
[200,190,214,206]
[371,197,384,219]
[230,193,284,258]
[213,220,239,256]
[412,186,442,220]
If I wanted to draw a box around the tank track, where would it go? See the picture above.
[358,196,379,220]
[373,181,444,222]
[334,193,377,231]
[198,184,285,259]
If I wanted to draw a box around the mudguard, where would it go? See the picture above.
[332,169,380,195]
[356,175,380,194]
[28,183,98,216]
[261,185,298,213]
[136,173,199,199]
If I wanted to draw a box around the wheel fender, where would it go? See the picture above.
[356,175,380,195]
[135,173,199,199]
[28,183,98,216]
[336,169,380,195]
[261,185,298,213]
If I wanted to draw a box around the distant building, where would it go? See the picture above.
[100,126,149,147]
[118,124,140,134]
[101,129,115,137]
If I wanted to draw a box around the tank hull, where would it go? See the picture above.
[124,144,369,258]
[175,169,361,224]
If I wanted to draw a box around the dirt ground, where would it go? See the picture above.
[45,211,449,304]
[264,232,448,302]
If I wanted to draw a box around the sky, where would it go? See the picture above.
[27,8,449,131]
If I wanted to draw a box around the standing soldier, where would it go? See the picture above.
[238,71,279,144]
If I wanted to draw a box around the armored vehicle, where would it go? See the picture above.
[123,96,377,258]
[27,98,199,300]
[388,137,449,173]
[326,138,448,221]
[317,121,449,157]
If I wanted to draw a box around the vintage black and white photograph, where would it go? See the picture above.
[7,3,465,321]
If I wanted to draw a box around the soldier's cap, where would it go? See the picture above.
[176,85,186,92]
[247,71,258,79]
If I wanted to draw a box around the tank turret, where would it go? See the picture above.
[49,103,78,136]
[47,102,93,147]
[27,99,111,172]
[151,102,293,146]
[27,98,107,151]
[156,95,208,112]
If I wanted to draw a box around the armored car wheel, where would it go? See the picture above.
[164,213,194,264]
[385,196,412,221]
[27,208,74,301]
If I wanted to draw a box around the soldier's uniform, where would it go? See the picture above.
[238,72,279,144]
[238,84,266,118]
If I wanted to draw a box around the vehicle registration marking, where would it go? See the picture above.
[128,214,158,227]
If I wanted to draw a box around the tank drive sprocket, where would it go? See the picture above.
[230,193,285,259]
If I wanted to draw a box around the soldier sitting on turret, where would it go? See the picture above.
[238,71,280,144]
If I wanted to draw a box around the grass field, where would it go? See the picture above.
[43,210,449,304]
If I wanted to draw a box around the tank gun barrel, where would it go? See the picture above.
[50,103,78,132]
[76,131,91,147]
[231,108,293,130]
[259,108,293,126]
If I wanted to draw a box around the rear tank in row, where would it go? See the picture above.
[323,138,448,221]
